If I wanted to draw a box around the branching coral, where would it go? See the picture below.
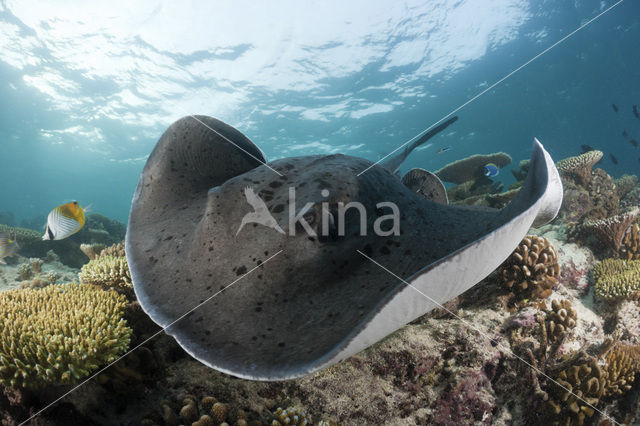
[541,299,577,343]
[593,258,640,300]
[435,152,512,184]
[545,357,606,425]
[602,344,640,397]
[555,150,603,186]
[621,223,640,260]
[580,207,639,254]
[79,255,132,294]
[500,235,559,301]
[0,283,131,388]
[101,241,126,258]
[151,394,253,426]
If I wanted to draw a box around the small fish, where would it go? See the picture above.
[437,146,452,154]
[483,163,499,177]
[42,201,86,241]
[612,103,618,112]
[630,139,639,148]
[623,130,629,138]
[610,153,618,165]
[581,144,594,153]
[634,105,640,119]
[0,232,19,264]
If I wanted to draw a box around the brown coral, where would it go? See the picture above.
[541,299,577,342]
[80,243,106,260]
[581,207,639,254]
[621,223,640,260]
[545,357,605,425]
[603,344,640,397]
[555,150,603,186]
[435,152,512,184]
[500,235,559,301]
[101,241,126,257]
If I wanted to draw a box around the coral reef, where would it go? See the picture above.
[579,207,639,254]
[100,241,126,257]
[0,283,131,388]
[541,299,577,343]
[621,223,640,260]
[78,255,132,295]
[500,235,559,302]
[435,152,512,184]
[273,407,310,425]
[593,258,640,300]
[511,159,530,181]
[614,174,638,200]
[602,344,639,397]
[555,150,603,186]
[588,168,620,218]
[79,243,106,260]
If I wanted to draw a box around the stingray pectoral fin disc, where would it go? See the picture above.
[318,138,563,370]
[402,168,448,204]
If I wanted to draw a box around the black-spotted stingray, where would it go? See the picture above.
[126,115,563,380]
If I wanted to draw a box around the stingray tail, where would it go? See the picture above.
[381,115,459,174]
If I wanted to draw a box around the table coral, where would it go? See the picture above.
[0,283,131,388]
[78,255,133,295]
[80,243,106,260]
[593,258,640,300]
[500,235,559,301]
[581,207,639,254]
[555,150,603,186]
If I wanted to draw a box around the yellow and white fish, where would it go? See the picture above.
[42,201,86,240]
[0,231,19,264]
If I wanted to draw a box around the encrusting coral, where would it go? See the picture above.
[621,223,640,260]
[555,150,603,186]
[79,255,133,294]
[500,235,559,301]
[580,207,639,254]
[435,152,512,184]
[593,258,640,300]
[0,283,131,388]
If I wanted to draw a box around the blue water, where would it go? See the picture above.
[0,0,638,226]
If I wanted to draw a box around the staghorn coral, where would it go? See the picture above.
[80,243,106,260]
[0,283,131,388]
[273,407,310,426]
[541,299,577,343]
[435,152,512,184]
[78,255,132,294]
[593,258,640,300]
[580,207,639,254]
[555,150,603,186]
[621,223,640,260]
[614,174,638,200]
[500,235,559,301]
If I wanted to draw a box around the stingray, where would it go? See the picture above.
[126,115,563,381]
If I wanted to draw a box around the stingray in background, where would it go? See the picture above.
[127,115,563,381]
